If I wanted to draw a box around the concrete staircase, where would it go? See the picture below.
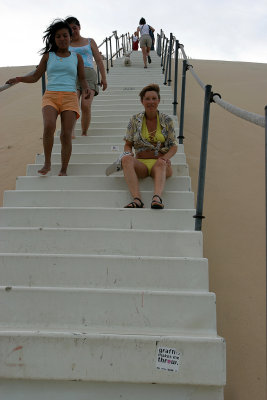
[0,50,226,399]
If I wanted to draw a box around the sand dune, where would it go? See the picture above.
[0,59,266,400]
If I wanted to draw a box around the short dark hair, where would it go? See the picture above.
[40,19,72,54]
[65,16,80,27]
[139,84,160,101]
[139,18,146,25]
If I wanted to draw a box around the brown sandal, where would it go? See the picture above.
[124,197,144,208]
[151,195,164,209]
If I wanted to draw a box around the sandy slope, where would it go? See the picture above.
[0,59,266,400]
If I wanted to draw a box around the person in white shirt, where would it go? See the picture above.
[137,18,155,68]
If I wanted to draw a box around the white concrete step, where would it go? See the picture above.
[0,331,226,385]
[103,86,173,94]
[95,93,172,100]
[35,152,186,165]
[3,190,194,209]
[92,98,172,106]
[0,286,217,335]
[0,208,195,230]
[52,143,184,153]
[89,113,178,123]
[0,228,203,257]
[15,175,190,191]
[26,163,189,176]
[0,253,209,291]
[0,379,224,400]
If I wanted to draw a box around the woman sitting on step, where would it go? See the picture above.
[122,84,178,209]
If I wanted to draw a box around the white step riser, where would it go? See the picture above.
[0,208,195,230]
[0,380,224,400]
[52,143,184,153]
[26,164,189,176]
[91,99,173,106]
[88,114,178,123]
[0,254,209,291]
[56,136,183,147]
[0,288,217,334]
[3,191,194,209]
[0,333,226,385]
[95,94,172,100]
[35,153,186,164]
[89,105,172,113]
[0,229,203,258]
[16,176,190,191]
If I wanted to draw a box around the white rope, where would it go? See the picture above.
[213,95,265,128]
[179,44,265,128]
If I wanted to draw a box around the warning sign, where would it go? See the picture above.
[156,346,182,372]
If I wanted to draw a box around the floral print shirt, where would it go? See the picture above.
[124,111,178,155]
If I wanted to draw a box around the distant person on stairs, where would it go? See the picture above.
[137,18,155,68]
[132,32,139,51]
[5,19,90,176]
[122,84,178,209]
[66,16,107,137]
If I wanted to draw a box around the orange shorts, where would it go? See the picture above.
[42,91,80,119]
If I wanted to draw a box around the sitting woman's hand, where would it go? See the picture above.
[159,157,171,166]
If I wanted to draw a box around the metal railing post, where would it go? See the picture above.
[168,33,173,86]
[194,84,212,231]
[172,39,179,115]
[265,106,267,277]
[105,38,109,73]
[41,73,46,95]
[162,38,168,74]
[97,66,100,85]
[179,60,188,144]
[161,36,166,68]
[109,37,113,67]
[163,46,169,85]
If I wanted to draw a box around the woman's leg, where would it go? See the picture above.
[122,155,149,205]
[141,46,148,67]
[80,89,95,135]
[38,106,58,175]
[151,158,173,198]
[59,110,77,176]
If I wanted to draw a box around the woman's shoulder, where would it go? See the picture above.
[159,112,173,122]
[131,111,144,120]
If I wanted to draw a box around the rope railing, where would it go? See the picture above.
[157,29,266,233]
[179,44,265,128]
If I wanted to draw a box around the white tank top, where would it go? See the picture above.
[139,24,150,36]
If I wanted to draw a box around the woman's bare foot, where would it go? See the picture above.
[81,133,88,136]
[38,164,51,175]
[58,169,67,176]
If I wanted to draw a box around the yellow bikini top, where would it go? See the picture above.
[142,114,165,143]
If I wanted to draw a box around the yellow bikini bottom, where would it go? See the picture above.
[137,159,157,175]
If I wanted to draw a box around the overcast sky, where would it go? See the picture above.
[1,0,267,67]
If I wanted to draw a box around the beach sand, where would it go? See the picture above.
[0,60,266,400]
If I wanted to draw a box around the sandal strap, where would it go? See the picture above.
[152,194,162,203]
[133,197,144,207]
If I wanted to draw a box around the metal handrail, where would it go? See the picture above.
[158,28,266,232]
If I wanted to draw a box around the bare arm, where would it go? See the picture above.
[124,140,134,155]
[149,26,155,32]
[77,54,90,99]
[91,38,107,91]
[160,145,178,166]
[6,54,48,85]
